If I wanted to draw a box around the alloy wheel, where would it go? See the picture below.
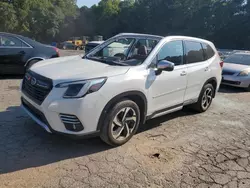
[201,88,213,110]
[111,107,137,141]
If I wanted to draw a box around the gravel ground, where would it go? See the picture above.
[0,52,250,187]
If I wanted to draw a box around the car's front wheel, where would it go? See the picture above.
[193,83,214,112]
[100,99,140,146]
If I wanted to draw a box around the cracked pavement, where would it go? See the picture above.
[0,53,250,187]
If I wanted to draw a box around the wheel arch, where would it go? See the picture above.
[25,57,45,67]
[97,91,148,131]
[203,77,218,97]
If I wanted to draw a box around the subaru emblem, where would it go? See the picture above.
[31,77,37,86]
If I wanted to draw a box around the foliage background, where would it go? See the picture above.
[0,0,250,49]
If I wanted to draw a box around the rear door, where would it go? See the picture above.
[0,35,31,74]
[183,41,211,103]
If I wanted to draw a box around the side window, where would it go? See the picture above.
[1,36,22,47]
[202,43,215,60]
[157,40,184,66]
[185,41,205,64]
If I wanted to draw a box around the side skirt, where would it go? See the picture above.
[146,103,183,120]
[146,98,198,120]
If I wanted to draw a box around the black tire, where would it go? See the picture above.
[246,85,250,92]
[192,83,214,113]
[100,99,140,146]
[26,59,40,71]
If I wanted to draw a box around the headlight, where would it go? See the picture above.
[238,69,250,77]
[56,78,107,98]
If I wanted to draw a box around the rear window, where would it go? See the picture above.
[185,41,205,64]
[202,43,215,59]
[224,54,250,65]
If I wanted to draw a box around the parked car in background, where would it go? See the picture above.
[218,51,226,60]
[221,52,250,91]
[0,32,60,75]
[58,41,78,50]
[84,41,104,54]
[217,49,235,59]
[21,33,222,146]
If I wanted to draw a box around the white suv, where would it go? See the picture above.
[21,33,222,146]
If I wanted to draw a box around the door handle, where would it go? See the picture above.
[180,71,187,76]
[205,67,209,72]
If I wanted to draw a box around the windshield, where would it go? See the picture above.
[224,54,250,66]
[86,37,159,66]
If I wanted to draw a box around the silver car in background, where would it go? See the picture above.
[221,52,250,91]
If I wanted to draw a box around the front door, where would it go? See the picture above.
[147,40,188,114]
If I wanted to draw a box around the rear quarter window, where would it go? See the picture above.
[185,41,205,64]
[202,43,215,60]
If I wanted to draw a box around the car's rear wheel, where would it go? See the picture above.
[100,99,140,146]
[192,83,214,113]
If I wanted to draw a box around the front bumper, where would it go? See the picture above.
[221,75,250,88]
[20,86,107,138]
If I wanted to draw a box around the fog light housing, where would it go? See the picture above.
[59,114,84,132]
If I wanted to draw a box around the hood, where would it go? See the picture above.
[223,62,249,73]
[30,55,130,85]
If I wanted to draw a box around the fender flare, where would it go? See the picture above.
[203,77,218,97]
[96,91,148,131]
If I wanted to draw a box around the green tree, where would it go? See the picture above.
[0,2,18,32]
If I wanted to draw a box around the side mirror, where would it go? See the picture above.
[157,60,175,72]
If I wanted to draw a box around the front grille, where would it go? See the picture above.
[22,71,53,105]
[21,97,49,126]
[59,114,84,132]
[222,70,235,75]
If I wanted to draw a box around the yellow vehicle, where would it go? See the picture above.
[67,36,89,50]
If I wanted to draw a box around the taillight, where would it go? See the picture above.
[220,61,224,68]
[53,47,60,57]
